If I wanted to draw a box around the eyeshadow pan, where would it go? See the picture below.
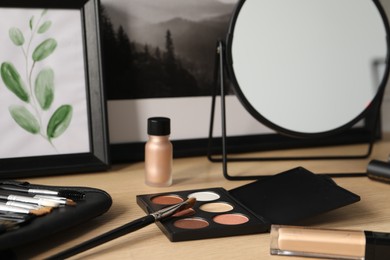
[151,195,183,205]
[200,202,234,213]
[188,191,220,201]
[174,218,209,229]
[213,213,249,225]
[173,208,196,218]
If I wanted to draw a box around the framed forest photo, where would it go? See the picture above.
[0,0,109,178]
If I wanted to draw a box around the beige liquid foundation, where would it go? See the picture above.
[145,117,173,187]
[270,225,390,260]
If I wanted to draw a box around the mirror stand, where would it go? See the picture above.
[207,41,384,181]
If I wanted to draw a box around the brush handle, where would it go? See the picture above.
[0,185,59,196]
[47,214,156,260]
[0,204,30,214]
[0,185,85,201]
[0,194,59,208]
[0,186,28,194]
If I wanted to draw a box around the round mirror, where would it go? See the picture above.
[226,0,390,138]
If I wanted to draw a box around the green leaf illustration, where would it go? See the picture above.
[29,16,35,30]
[32,38,57,62]
[1,62,29,102]
[38,21,52,34]
[9,28,25,46]
[42,9,48,16]
[35,68,54,110]
[47,105,73,139]
[9,105,40,134]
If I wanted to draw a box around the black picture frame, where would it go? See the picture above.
[0,0,110,178]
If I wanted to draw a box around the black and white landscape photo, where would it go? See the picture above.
[101,0,238,100]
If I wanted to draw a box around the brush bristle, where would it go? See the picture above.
[0,219,18,228]
[30,208,50,216]
[0,220,18,233]
[40,207,53,214]
[186,197,196,208]
[173,208,195,218]
[66,199,77,206]
[57,190,86,201]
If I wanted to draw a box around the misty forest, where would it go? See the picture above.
[100,6,231,100]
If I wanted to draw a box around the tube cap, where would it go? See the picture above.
[147,117,170,136]
[365,231,390,260]
[367,160,390,183]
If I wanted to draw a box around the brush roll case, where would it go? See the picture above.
[0,180,112,250]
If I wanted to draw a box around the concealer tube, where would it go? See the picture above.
[270,225,390,260]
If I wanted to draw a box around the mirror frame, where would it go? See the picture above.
[208,0,390,180]
[225,0,390,139]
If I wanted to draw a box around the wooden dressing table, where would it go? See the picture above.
[14,134,390,260]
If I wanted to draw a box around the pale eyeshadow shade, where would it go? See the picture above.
[200,202,234,213]
[188,191,220,202]
[271,226,366,258]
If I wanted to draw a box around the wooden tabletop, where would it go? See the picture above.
[14,134,390,260]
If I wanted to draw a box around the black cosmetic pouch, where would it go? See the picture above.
[0,180,112,250]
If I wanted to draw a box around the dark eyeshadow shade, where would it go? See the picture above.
[174,218,209,229]
[151,195,183,205]
[213,214,249,225]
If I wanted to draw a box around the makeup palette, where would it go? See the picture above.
[137,167,361,242]
[137,187,269,241]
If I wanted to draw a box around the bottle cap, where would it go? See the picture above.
[147,117,171,136]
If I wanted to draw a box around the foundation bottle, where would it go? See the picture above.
[145,117,173,187]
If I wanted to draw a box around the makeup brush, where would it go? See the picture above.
[0,203,50,216]
[0,194,60,208]
[0,212,35,225]
[0,185,86,201]
[32,195,77,206]
[0,212,33,221]
[47,197,197,260]
[1,200,53,214]
[0,219,21,234]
